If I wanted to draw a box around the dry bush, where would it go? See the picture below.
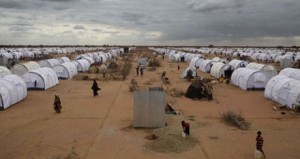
[222,111,250,130]
[120,62,132,80]
[129,79,138,92]
[148,58,161,67]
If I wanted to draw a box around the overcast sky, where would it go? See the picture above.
[0,0,300,46]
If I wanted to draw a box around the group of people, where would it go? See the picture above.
[180,120,266,158]
[135,64,144,76]
[53,80,102,113]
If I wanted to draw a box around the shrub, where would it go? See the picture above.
[121,62,132,80]
[222,111,250,130]
[148,58,161,67]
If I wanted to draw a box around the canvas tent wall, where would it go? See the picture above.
[72,59,90,72]
[181,67,197,78]
[279,68,300,80]
[228,59,248,70]
[199,60,213,73]
[53,62,78,80]
[0,66,11,78]
[210,62,227,78]
[264,75,300,108]
[38,59,61,68]
[189,57,204,70]
[22,67,59,90]
[231,68,267,90]
[82,56,95,64]
[0,52,13,59]
[211,57,221,62]
[0,75,27,110]
[11,52,23,59]
[57,57,70,64]
[137,57,147,66]
[11,61,40,76]
[246,62,277,81]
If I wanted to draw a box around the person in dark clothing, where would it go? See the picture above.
[53,93,62,113]
[136,65,140,76]
[140,65,144,76]
[256,131,266,158]
[103,69,107,78]
[178,65,180,71]
[181,120,190,136]
[91,80,101,97]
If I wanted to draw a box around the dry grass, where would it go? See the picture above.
[168,88,185,97]
[48,147,78,159]
[144,127,199,153]
[221,111,251,130]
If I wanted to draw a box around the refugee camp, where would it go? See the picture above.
[0,0,300,159]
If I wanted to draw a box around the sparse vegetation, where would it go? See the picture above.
[120,61,132,80]
[48,146,79,159]
[148,58,161,67]
[222,111,250,130]
[168,88,185,97]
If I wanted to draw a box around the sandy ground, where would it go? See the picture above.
[0,50,300,159]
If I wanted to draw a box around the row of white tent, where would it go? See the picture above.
[0,48,124,110]
[0,47,125,60]
[264,68,300,109]
[153,48,300,108]
[150,47,300,64]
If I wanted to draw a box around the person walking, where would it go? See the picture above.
[136,65,140,76]
[140,65,144,77]
[91,79,101,97]
[53,93,62,113]
[256,131,266,158]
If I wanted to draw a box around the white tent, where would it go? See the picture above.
[199,60,213,73]
[38,59,61,68]
[246,62,277,81]
[57,57,71,64]
[210,62,227,78]
[228,59,248,70]
[137,57,147,66]
[75,54,95,64]
[72,59,90,72]
[22,67,59,90]
[53,62,78,79]
[0,66,12,78]
[11,52,23,59]
[279,68,300,80]
[264,75,300,108]
[21,51,34,59]
[11,61,40,76]
[180,67,197,78]
[211,57,221,62]
[189,57,204,70]
[0,75,27,110]
[231,68,268,90]
[0,52,13,59]
[82,56,95,64]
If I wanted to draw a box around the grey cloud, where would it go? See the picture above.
[0,0,28,9]
[121,12,146,22]
[92,28,103,32]
[9,26,36,32]
[41,0,80,2]
[185,0,247,13]
[73,25,85,30]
